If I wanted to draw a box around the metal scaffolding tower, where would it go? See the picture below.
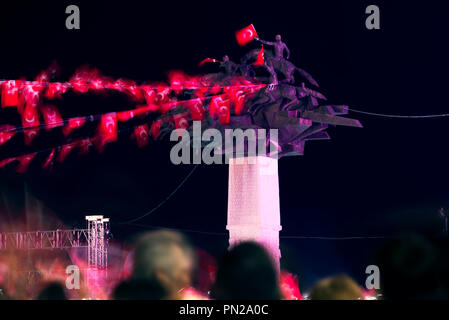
[85,215,109,270]
[0,215,110,271]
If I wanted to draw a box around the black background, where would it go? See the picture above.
[1,0,449,290]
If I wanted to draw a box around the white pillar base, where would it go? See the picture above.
[226,156,282,271]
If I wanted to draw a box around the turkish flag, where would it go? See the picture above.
[210,85,222,95]
[45,82,69,99]
[254,45,265,66]
[198,58,220,67]
[1,80,20,108]
[127,84,144,102]
[20,84,42,116]
[151,120,162,139]
[24,129,39,146]
[0,157,15,169]
[209,95,225,119]
[218,100,231,124]
[63,117,87,136]
[169,71,186,95]
[115,79,143,101]
[98,113,118,144]
[41,105,63,130]
[0,125,15,146]
[173,113,190,130]
[117,110,137,122]
[42,148,55,169]
[35,70,50,83]
[235,24,258,46]
[70,70,90,93]
[210,95,230,124]
[134,124,149,148]
[184,76,200,90]
[142,86,156,105]
[22,102,40,145]
[280,272,303,300]
[155,86,170,106]
[57,143,76,162]
[78,138,93,155]
[187,98,205,121]
[16,153,36,173]
[88,73,108,91]
[226,88,246,115]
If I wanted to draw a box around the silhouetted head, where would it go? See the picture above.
[0,287,11,300]
[36,282,67,300]
[309,275,363,300]
[275,34,282,42]
[211,241,281,300]
[376,234,442,299]
[223,55,229,62]
[132,230,194,299]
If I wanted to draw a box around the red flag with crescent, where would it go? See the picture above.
[1,80,20,108]
[45,82,68,99]
[210,95,230,124]
[22,98,40,145]
[41,105,63,130]
[98,113,118,145]
[235,24,258,46]
[134,124,150,148]
[187,98,205,121]
[151,119,162,139]
[173,112,190,130]
[63,117,87,136]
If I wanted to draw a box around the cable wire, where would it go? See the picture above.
[349,108,449,119]
[118,164,200,224]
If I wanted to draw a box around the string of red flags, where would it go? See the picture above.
[0,91,256,139]
[0,74,263,126]
[0,59,266,172]
[0,122,154,172]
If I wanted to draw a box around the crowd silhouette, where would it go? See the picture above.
[0,230,448,300]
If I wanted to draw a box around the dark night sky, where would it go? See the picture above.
[1,0,449,289]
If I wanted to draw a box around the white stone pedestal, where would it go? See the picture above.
[226,156,282,271]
